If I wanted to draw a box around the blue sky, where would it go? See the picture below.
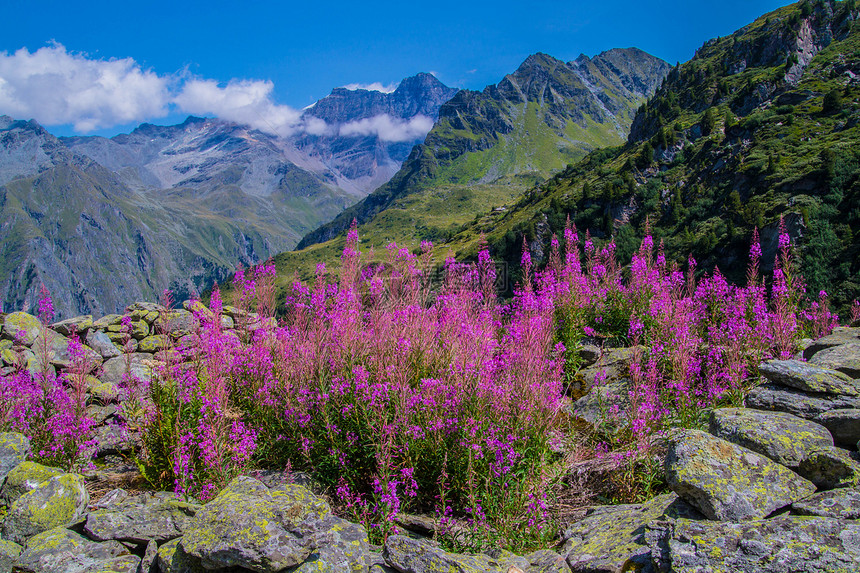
[1,0,793,137]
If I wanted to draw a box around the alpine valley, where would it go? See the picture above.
[0,74,458,318]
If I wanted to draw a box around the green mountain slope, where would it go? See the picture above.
[442,0,860,311]
[293,49,671,252]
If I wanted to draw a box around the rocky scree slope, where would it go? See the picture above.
[294,49,671,252]
[3,306,860,571]
[443,0,860,311]
[0,75,457,319]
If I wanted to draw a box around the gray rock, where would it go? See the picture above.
[86,330,121,359]
[138,540,158,573]
[85,492,201,544]
[159,310,198,338]
[0,539,22,573]
[1,473,89,543]
[93,423,132,457]
[156,538,211,573]
[805,327,860,358]
[383,535,507,573]
[745,382,860,419]
[810,342,860,377]
[92,488,130,509]
[2,312,41,346]
[0,432,30,482]
[0,461,64,507]
[41,330,102,368]
[136,335,170,353]
[125,302,163,315]
[578,344,601,367]
[817,408,860,446]
[100,354,152,386]
[51,315,93,337]
[567,379,632,427]
[86,404,118,425]
[180,476,330,571]
[524,549,569,573]
[797,446,860,489]
[646,515,860,572]
[664,429,816,521]
[793,488,860,519]
[93,314,123,330]
[759,359,860,395]
[290,514,369,572]
[708,407,833,468]
[13,527,133,573]
[560,493,701,572]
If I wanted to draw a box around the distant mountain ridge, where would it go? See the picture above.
[295,48,671,250]
[0,74,458,318]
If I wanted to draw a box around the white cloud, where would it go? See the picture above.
[174,78,304,137]
[339,114,434,142]
[0,43,430,142]
[0,44,170,132]
[341,82,397,93]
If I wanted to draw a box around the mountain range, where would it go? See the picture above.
[433,0,860,312]
[0,75,458,318]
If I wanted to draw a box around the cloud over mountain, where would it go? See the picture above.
[173,78,304,137]
[0,45,170,132]
[339,114,434,142]
[341,82,397,93]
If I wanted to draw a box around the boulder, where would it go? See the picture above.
[156,538,207,573]
[664,429,816,521]
[567,379,632,426]
[13,527,134,573]
[180,476,330,571]
[100,354,152,386]
[797,446,860,489]
[0,461,64,507]
[92,488,130,509]
[793,488,860,519]
[2,312,41,346]
[86,330,121,359]
[0,432,30,482]
[139,539,158,573]
[85,492,201,544]
[106,333,136,353]
[759,359,860,396]
[290,514,369,572]
[137,335,170,353]
[1,473,89,543]
[383,535,507,573]
[89,379,121,403]
[42,330,102,369]
[646,516,860,572]
[0,539,21,573]
[51,315,93,337]
[560,493,701,572]
[708,407,833,468]
[125,302,163,315]
[86,404,117,425]
[93,423,132,457]
[816,408,860,446]
[159,310,198,338]
[804,327,860,358]
[745,383,860,420]
[523,550,569,573]
[810,342,860,377]
[93,315,123,330]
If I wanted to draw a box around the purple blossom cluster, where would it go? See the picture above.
[0,218,846,552]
